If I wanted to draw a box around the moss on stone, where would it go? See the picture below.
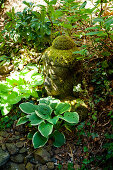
[45,46,79,64]
[52,35,75,50]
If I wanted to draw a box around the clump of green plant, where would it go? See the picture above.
[0,1,52,51]
[0,65,44,115]
[16,96,79,148]
[90,60,113,105]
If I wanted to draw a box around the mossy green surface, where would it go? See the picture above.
[45,46,79,64]
[52,35,75,50]
[44,35,80,64]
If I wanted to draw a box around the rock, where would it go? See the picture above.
[1,144,6,151]
[0,147,10,167]
[26,162,35,170]
[0,131,9,138]
[24,154,34,164]
[0,136,4,145]
[35,164,48,170]
[6,143,19,155]
[4,162,25,170]
[46,162,54,169]
[10,154,25,163]
[34,148,51,164]
[7,135,20,142]
[16,141,24,148]
[43,35,81,98]
[19,147,27,154]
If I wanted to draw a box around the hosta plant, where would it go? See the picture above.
[16,96,79,148]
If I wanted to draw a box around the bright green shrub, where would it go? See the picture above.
[0,65,44,115]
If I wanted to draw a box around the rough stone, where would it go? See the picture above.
[4,162,25,170]
[1,144,6,151]
[46,162,55,169]
[6,143,19,155]
[7,135,20,142]
[19,147,27,153]
[35,164,48,170]
[24,154,34,164]
[34,148,51,164]
[10,154,25,163]
[0,131,9,138]
[26,162,35,170]
[0,136,4,145]
[0,147,10,167]
[16,141,24,148]
[43,35,81,98]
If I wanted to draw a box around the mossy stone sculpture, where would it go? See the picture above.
[43,35,81,97]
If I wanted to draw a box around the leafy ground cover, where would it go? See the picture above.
[0,0,113,169]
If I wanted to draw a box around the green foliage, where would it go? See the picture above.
[91,60,113,104]
[16,96,79,148]
[0,65,44,115]
[0,1,52,50]
[0,0,113,169]
[0,111,21,130]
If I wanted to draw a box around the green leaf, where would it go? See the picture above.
[85,31,104,36]
[55,103,71,115]
[35,104,52,120]
[105,18,113,28]
[38,122,53,138]
[32,132,48,148]
[93,18,104,23]
[39,96,60,109]
[7,92,21,104]
[27,112,43,125]
[49,0,57,5]
[85,26,100,30]
[39,96,52,105]
[19,102,36,114]
[16,116,28,126]
[31,74,44,86]
[23,1,34,7]
[47,116,59,125]
[79,1,87,9]
[49,99,60,110]
[62,112,79,124]
[53,130,66,147]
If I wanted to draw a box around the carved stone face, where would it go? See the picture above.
[44,64,74,98]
